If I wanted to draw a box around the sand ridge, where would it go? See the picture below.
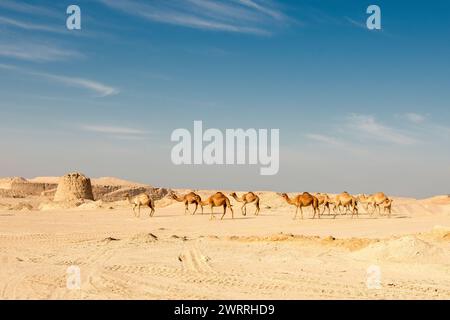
[0,178,449,299]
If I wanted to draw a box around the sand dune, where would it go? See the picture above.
[0,182,449,300]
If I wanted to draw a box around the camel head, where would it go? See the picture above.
[229,192,237,197]
[280,193,288,199]
[124,193,130,199]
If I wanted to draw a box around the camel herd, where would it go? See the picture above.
[125,190,393,220]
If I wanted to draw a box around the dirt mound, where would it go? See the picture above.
[128,233,158,244]
[420,195,450,205]
[0,177,27,189]
[0,203,11,210]
[54,172,94,202]
[352,235,448,263]
[225,233,376,251]
[76,200,105,210]
[420,225,450,242]
[38,200,84,211]
[9,202,34,211]
[38,199,107,211]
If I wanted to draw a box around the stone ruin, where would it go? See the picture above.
[54,172,94,202]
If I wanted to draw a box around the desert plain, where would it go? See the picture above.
[0,175,449,300]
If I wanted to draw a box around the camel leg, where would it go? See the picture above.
[293,206,298,220]
[312,205,316,219]
[300,206,304,220]
[363,203,369,213]
[132,204,137,217]
[254,201,260,216]
[345,205,351,215]
[370,204,376,216]
[137,204,141,218]
[210,206,215,220]
[241,203,247,216]
[151,206,155,217]
[220,205,227,220]
[192,203,198,215]
[371,203,377,216]
[332,204,338,214]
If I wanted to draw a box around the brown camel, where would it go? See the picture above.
[201,192,234,220]
[381,198,393,217]
[315,193,332,215]
[125,193,155,218]
[333,192,358,218]
[229,192,260,216]
[358,192,389,215]
[171,192,203,215]
[280,192,320,220]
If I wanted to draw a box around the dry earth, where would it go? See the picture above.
[0,185,449,300]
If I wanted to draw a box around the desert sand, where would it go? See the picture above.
[0,177,449,300]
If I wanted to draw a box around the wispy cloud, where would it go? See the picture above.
[41,74,119,97]
[306,133,343,147]
[0,42,82,62]
[80,124,152,140]
[81,125,149,135]
[235,0,284,20]
[0,0,60,18]
[98,0,288,35]
[403,113,427,124]
[344,16,366,29]
[0,64,119,97]
[0,16,64,34]
[348,114,418,145]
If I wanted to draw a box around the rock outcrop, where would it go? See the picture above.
[54,172,94,202]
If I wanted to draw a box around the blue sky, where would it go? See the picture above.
[1,0,449,197]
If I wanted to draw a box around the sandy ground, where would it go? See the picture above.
[0,193,449,300]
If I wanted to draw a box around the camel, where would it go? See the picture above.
[229,192,260,216]
[358,192,389,215]
[333,192,358,218]
[171,192,203,215]
[357,194,372,212]
[125,193,155,218]
[201,192,234,220]
[280,192,320,220]
[315,193,332,215]
[381,198,393,217]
